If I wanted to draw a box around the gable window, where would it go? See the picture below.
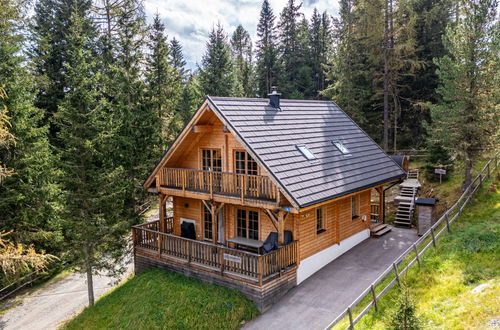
[202,149,222,172]
[352,195,360,219]
[297,145,316,160]
[332,140,350,155]
[236,208,259,240]
[316,208,325,234]
[204,208,213,240]
[234,151,257,175]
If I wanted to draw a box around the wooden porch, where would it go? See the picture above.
[132,220,298,287]
[157,168,280,208]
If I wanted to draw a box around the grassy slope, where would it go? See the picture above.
[64,270,259,330]
[354,178,499,329]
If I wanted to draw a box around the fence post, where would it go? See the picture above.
[413,244,421,268]
[258,257,263,287]
[347,306,354,330]
[445,212,451,233]
[393,263,400,286]
[220,248,225,276]
[457,200,462,220]
[188,240,192,265]
[371,284,378,312]
[431,227,436,248]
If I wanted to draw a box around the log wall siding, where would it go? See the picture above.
[298,190,371,260]
[171,197,287,243]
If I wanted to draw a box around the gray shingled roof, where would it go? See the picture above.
[208,96,405,208]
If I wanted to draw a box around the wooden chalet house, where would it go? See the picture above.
[134,91,405,311]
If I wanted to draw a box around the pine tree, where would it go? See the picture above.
[145,14,176,147]
[170,73,203,137]
[323,0,374,128]
[389,283,421,330]
[0,0,62,254]
[294,17,314,98]
[255,0,280,96]
[429,0,499,188]
[278,0,303,97]
[55,7,129,306]
[110,0,156,222]
[169,37,187,82]
[199,23,235,97]
[230,25,254,97]
[310,10,333,97]
[30,0,93,140]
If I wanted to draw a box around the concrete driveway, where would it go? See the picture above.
[243,227,418,330]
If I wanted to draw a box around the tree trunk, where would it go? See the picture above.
[383,0,390,151]
[85,243,95,306]
[463,158,473,189]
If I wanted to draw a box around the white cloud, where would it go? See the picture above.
[144,0,339,70]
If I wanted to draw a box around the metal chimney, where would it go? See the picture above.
[268,86,281,110]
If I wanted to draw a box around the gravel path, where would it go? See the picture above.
[0,259,133,330]
[0,208,162,330]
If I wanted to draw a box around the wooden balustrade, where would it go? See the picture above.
[371,204,380,221]
[159,167,278,204]
[133,225,298,286]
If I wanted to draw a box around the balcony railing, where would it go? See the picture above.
[158,167,279,204]
[133,221,298,286]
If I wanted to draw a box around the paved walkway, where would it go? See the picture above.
[243,227,418,330]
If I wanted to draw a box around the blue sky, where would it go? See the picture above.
[144,0,339,70]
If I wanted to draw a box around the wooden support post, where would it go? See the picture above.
[211,203,217,245]
[371,284,378,312]
[377,186,385,223]
[220,248,225,275]
[413,244,421,268]
[158,233,162,257]
[258,257,263,287]
[445,212,451,233]
[393,263,400,286]
[159,194,166,233]
[347,306,354,330]
[209,171,213,198]
[431,227,436,248]
[240,175,244,204]
[278,212,285,246]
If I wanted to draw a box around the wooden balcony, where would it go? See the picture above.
[157,168,279,207]
[133,221,298,287]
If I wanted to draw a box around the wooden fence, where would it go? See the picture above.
[324,151,499,330]
[133,222,298,286]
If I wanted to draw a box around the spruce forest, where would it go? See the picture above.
[0,0,498,306]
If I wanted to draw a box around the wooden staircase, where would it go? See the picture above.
[370,223,392,237]
[394,186,418,227]
[407,169,419,180]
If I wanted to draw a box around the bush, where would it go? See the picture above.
[425,143,453,181]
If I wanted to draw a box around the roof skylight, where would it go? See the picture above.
[297,145,316,160]
[332,140,350,155]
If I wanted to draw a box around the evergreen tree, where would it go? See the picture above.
[230,25,254,97]
[170,73,203,137]
[310,10,333,97]
[0,0,62,253]
[55,7,129,306]
[198,23,235,97]
[389,283,421,330]
[278,0,303,97]
[323,0,374,128]
[30,0,93,140]
[429,0,499,188]
[169,37,187,82]
[255,0,280,96]
[145,14,176,147]
[293,17,314,98]
[110,0,156,222]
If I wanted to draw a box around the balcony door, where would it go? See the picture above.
[236,208,259,240]
[235,151,258,196]
[201,149,222,192]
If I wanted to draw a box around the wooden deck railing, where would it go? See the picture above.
[158,167,279,204]
[133,221,298,286]
[370,204,380,221]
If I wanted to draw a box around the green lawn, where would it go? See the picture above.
[64,270,259,330]
[339,178,499,329]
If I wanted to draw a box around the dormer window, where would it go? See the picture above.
[332,140,350,155]
[297,145,316,160]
